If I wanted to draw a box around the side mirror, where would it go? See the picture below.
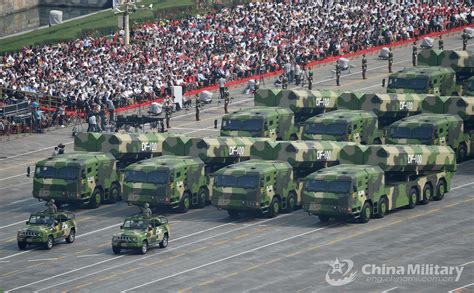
[54,220,59,226]
[81,170,86,179]
[120,225,123,229]
[26,221,29,225]
[26,166,31,177]
[382,78,386,87]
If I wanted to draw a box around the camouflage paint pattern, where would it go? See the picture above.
[422,96,474,122]
[254,89,339,123]
[387,66,457,96]
[211,160,297,214]
[112,215,170,250]
[220,106,299,140]
[33,152,120,205]
[302,110,383,144]
[418,49,474,80]
[462,77,474,96]
[123,155,207,209]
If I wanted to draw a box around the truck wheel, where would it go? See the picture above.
[267,197,281,218]
[159,233,169,248]
[178,192,191,213]
[44,236,54,250]
[420,184,433,205]
[195,188,208,209]
[66,229,76,243]
[359,202,372,223]
[407,188,418,209]
[227,209,239,218]
[457,144,467,163]
[88,188,103,209]
[18,241,27,250]
[112,246,121,254]
[108,182,121,203]
[376,197,388,218]
[284,192,297,213]
[434,179,447,201]
[318,215,330,223]
[141,240,148,255]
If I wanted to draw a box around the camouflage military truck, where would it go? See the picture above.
[220,106,300,140]
[337,93,425,128]
[112,215,169,254]
[32,152,120,208]
[123,156,207,212]
[418,49,474,83]
[302,110,383,144]
[123,136,263,212]
[212,160,297,218]
[254,89,339,123]
[302,144,456,223]
[17,210,77,250]
[462,77,474,96]
[386,96,474,162]
[386,66,457,96]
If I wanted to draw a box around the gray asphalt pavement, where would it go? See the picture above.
[0,31,472,293]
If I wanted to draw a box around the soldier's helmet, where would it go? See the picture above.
[144,203,150,208]
[49,199,55,204]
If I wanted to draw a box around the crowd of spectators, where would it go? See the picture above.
[0,0,472,116]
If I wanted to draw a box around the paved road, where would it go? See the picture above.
[0,31,472,293]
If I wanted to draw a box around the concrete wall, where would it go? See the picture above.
[0,7,40,36]
[40,0,112,8]
[0,0,40,16]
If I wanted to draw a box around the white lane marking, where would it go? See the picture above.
[169,127,219,132]
[452,182,474,190]
[76,254,104,258]
[11,214,293,292]
[122,224,336,292]
[0,173,28,182]
[448,283,474,293]
[0,142,73,161]
[0,181,31,192]
[381,287,398,293]
[460,260,474,266]
[0,221,25,230]
[10,198,33,205]
[27,258,57,262]
[0,260,10,263]
[76,223,121,238]
[0,251,31,261]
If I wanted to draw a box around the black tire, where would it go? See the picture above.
[44,235,54,250]
[195,188,208,209]
[141,241,148,255]
[407,188,418,209]
[108,182,121,203]
[66,229,76,243]
[178,192,191,213]
[318,215,330,223]
[434,179,447,201]
[289,134,298,141]
[159,233,169,248]
[88,188,103,209]
[284,192,297,213]
[267,197,281,218]
[227,209,239,218]
[359,201,372,223]
[376,197,388,218]
[112,246,121,254]
[18,241,27,250]
[420,184,433,205]
[457,144,467,163]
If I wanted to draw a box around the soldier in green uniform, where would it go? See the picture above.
[46,199,57,213]
[195,98,200,121]
[307,71,313,90]
[224,87,230,114]
[412,41,417,67]
[282,75,288,89]
[335,62,341,86]
[388,48,393,73]
[141,203,152,218]
[439,35,444,50]
[462,29,468,51]
[361,54,367,79]
[165,104,171,129]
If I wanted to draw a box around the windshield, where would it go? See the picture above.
[125,170,169,184]
[123,219,148,230]
[35,166,80,180]
[28,215,54,225]
[305,179,352,193]
[222,119,263,132]
[387,77,429,91]
[215,175,260,189]
[390,126,434,140]
[124,170,147,183]
[304,122,347,135]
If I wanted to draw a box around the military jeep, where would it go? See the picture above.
[112,215,170,254]
[17,211,77,250]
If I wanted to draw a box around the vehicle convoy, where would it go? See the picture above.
[17,211,77,250]
[417,49,474,83]
[212,140,353,217]
[387,96,474,162]
[123,136,264,212]
[112,215,169,255]
[302,144,456,223]
[220,106,300,140]
[31,152,121,208]
[254,89,339,123]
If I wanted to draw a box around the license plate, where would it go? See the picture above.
[309,203,321,211]
[26,238,33,243]
[218,198,230,206]
[120,243,128,247]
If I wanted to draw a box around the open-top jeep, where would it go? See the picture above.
[112,215,170,254]
[17,210,77,250]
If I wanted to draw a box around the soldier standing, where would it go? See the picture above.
[195,98,200,121]
[462,30,468,51]
[388,48,393,73]
[335,62,341,86]
[439,35,444,50]
[412,41,418,67]
[165,104,171,129]
[46,199,58,213]
[307,71,313,90]
[361,54,367,80]
[141,203,152,218]
[282,75,288,89]
[224,88,230,114]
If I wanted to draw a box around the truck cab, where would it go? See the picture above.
[302,110,382,144]
[123,156,208,213]
[387,67,457,96]
[220,107,299,140]
[32,152,121,208]
[211,160,297,218]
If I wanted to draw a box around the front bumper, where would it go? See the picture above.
[17,236,46,244]
[303,202,352,216]
[213,198,261,211]
[112,241,142,249]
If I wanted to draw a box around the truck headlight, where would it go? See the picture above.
[112,236,118,241]
[132,237,137,241]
